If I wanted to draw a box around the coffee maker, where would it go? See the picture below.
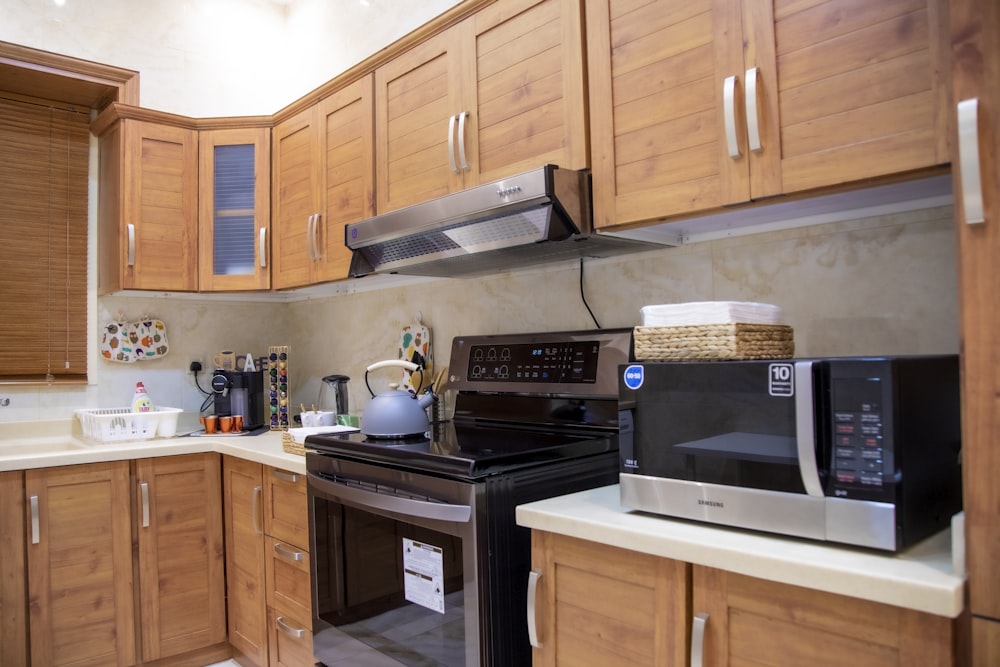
[211,370,265,429]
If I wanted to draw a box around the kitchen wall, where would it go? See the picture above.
[0,1,960,427]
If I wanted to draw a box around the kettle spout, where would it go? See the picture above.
[416,391,436,410]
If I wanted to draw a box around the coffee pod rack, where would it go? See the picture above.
[268,345,290,430]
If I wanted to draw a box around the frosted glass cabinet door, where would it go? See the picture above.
[199,127,271,291]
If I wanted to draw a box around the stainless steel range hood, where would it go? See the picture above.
[346,165,672,278]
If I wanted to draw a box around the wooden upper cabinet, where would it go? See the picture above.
[134,454,226,663]
[198,127,271,291]
[586,0,950,230]
[24,462,136,667]
[273,74,374,289]
[96,116,199,292]
[375,0,588,214]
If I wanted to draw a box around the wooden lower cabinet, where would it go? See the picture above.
[531,531,963,666]
[530,531,690,666]
[224,457,314,667]
[0,471,27,667]
[22,455,228,667]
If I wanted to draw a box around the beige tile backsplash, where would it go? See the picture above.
[4,205,955,425]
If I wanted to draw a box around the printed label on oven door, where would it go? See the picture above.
[402,538,445,614]
[768,363,794,397]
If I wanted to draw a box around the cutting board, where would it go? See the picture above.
[398,323,433,392]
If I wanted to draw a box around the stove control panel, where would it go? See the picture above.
[467,340,600,383]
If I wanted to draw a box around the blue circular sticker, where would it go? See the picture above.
[623,364,644,390]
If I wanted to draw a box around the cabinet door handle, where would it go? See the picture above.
[723,75,741,159]
[259,228,267,268]
[745,67,762,153]
[127,223,136,266]
[690,612,709,667]
[457,111,470,171]
[271,469,299,483]
[252,485,263,535]
[527,569,542,648]
[139,481,150,528]
[30,495,39,544]
[957,98,985,225]
[305,214,316,260]
[274,542,304,562]
[448,114,459,173]
[276,616,306,638]
[313,213,323,259]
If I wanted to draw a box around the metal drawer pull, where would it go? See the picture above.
[723,75,741,159]
[30,495,39,544]
[252,485,263,535]
[527,569,542,648]
[448,114,459,173]
[457,111,470,171]
[957,98,985,224]
[271,470,299,483]
[259,228,267,268]
[745,67,762,152]
[139,481,150,528]
[127,223,136,266]
[690,612,709,667]
[274,542,304,562]
[276,616,306,638]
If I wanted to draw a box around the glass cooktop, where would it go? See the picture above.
[305,420,617,479]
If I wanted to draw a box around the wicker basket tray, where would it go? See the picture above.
[634,323,794,361]
[282,432,306,456]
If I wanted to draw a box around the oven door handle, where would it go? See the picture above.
[310,473,472,523]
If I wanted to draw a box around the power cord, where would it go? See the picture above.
[579,258,601,329]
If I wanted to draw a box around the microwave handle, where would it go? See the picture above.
[309,471,472,524]
[794,361,824,497]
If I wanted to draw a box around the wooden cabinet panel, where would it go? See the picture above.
[530,531,689,667]
[691,565,960,666]
[266,606,314,667]
[25,462,136,667]
[586,0,949,230]
[265,537,311,631]
[0,471,26,667]
[263,466,309,551]
[198,127,271,291]
[135,454,226,662]
[120,120,199,291]
[375,28,465,213]
[223,456,268,667]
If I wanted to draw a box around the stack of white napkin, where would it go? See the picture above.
[640,301,784,327]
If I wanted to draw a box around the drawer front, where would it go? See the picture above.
[267,605,314,667]
[265,536,311,624]
[264,466,308,549]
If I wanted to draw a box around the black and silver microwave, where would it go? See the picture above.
[618,356,962,551]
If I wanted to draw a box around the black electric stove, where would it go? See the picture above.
[305,329,633,667]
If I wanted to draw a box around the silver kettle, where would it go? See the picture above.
[362,359,435,438]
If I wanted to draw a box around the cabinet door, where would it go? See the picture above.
[531,531,689,666]
[951,0,1000,661]
[263,466,309,550]
[469,0,589,184]
[198,127,271,291]
[135,454,226,662]
[0,471,26,667]
[223,456,268,666]
[266,605,314,667]
[314,75,376,284]
[375,27,466,213]
[691,566,959,666]
[586,0,747,230]
[122,119,199,291]
[763,0,950,195]
[272,105,322,290]
[25,462,136,667]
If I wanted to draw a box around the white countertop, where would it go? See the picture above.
[0,419,309,474]
[516,484,965,618]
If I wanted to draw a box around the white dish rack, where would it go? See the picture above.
[75,407,182,443]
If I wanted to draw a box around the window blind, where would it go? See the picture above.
[0,94,89,382]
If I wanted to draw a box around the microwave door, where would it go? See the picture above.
[795,361,825,497]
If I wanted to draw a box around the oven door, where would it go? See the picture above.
[307,453,480,667]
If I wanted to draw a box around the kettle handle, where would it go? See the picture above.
[365,359,423,398]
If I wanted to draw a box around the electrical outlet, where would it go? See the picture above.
[0,397,10,407]
[189,360,203,373]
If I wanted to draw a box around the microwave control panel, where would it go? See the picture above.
[827,375,894,498]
